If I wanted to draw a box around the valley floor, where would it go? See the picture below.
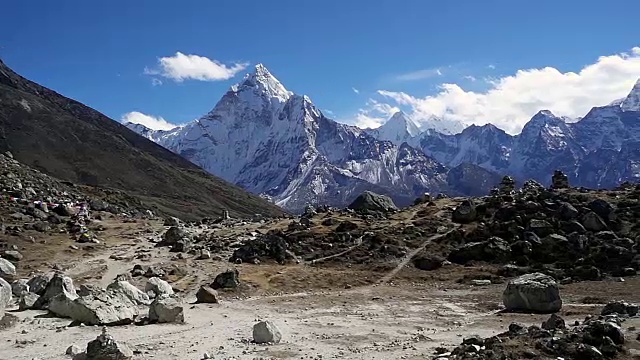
[1,217,639,360]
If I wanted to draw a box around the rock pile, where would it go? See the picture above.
[0,153,150,226]
[443,171,640,281]
[443,303,637,359]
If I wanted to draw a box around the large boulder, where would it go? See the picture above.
[503,273,562,313]
[106,280,150,305]
[34,272,77,309]
[145,277,174,298]
[162,226,189,246]
[589,199,615,221]
[347,191,398,213]
[211,269,240,290]
[253,320,282,344]
[0,278,12,315]
[452,200,477,224]
[86,328,133,360]
[149,296,184,323]
[0,258,16,280]
[48,288,139,326]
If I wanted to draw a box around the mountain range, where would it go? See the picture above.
[0,59,285,220]
[128,65,640,213]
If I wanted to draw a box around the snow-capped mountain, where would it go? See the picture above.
[414,80,640,188]
[127,64,640,211]
[366,111,421,144]
[367,112,465,146]
[127,65,452,212]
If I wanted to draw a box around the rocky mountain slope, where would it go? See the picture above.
[0,59,285,220]
[128,65,459,213]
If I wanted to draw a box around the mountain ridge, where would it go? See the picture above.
[0,58,286,220]
[128,64,640,211]
[128,65,462,212]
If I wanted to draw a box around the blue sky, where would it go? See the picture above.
[2,0,640,133]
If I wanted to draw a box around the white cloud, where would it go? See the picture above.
[121,111,178,131]
[487,64,496,70]
[351,99,400,129]
[352,87,360,94]
[395,67,443,81]
[464,75,477,82]
[145,52,248,82]
[151,78,163,86]
[373,47,640,134]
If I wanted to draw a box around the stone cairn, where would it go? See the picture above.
[551,170,569,189]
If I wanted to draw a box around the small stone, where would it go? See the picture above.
[66,344,82,356]
[253,320,282,344]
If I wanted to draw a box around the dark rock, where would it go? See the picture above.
[452,200,477,224]
[557,202,579,220]
[528,219,554,237]
[211,269,239,290]
[33,222,51,232]
[582,212,607,232]
[413,255,444,271]
[335,221,358,232]
[589,199,615,221]
[551,170,569,189]
[541,314,566,330]
[571,266,601,281]
[195,286,219,304]
[601,301,638,317]
[89,199,108,211]
[86,328,133,359]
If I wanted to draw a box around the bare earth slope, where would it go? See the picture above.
[0,59,285,220]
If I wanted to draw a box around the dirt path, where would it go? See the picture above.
[379,229,455,285]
